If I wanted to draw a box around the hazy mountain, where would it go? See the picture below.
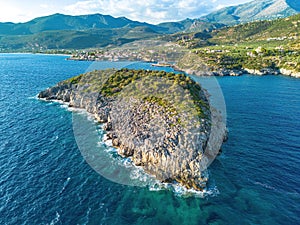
[209,13,300,44]
[0,13,223,36]
[202,0,300,25]
[158,19,225,33]
[158,19,195,33]
[0,13,169,35]
[0,13,223,51]
[0,26,162,50]
[159,0,300,32]
[1,0,300,51]
[0,13,170,50]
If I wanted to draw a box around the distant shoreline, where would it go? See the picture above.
[0,52,71,57]
[2,52,298,78]
[67,55,300,78]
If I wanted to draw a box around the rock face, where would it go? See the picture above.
[279,68,300,78]
[39,69,225,190]
[176,65,300,78]
[175,52,300,78]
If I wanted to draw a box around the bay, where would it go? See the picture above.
[0,54,299,225]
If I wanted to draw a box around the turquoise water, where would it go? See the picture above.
[0,54,299,225]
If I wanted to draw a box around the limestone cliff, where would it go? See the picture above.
[39,69,226,190]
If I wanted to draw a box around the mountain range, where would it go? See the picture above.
[202,0,300,25]
[0,0,299,51]
[0,13,169,36]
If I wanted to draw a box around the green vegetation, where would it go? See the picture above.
[2,8,299,75]
[0,27,160,51]
[189,45,300,71]
[1,1,299,52]
[102,69,197,94]
[175,14,300,73]
[102,69,207,118]
[0,13,165,36]
[0,13,220,52]
[210,14,300,44]
[65,69,208,119]
[143,96,178,116]
[65,13,300,74]
[64,74,83,84]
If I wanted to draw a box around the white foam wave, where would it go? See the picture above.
[28,95,38,100]
[96,125,218,197]
[82,207,91,225]
[49,212,60,225]
[253,181,276,190]
[59,177,71,195]
[149,181,219,198]
[49,98,219,198]
[59,104,68,109]
[46,98,68,106]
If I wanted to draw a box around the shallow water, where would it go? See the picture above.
[0,54,299,225]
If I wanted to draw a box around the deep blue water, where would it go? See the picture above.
[0,54,299,225]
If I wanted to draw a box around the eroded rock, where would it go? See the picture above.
[38,69,226,190]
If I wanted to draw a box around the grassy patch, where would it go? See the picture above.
[64,74,83,84]
[100,69,207,118]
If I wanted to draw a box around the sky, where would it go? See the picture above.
[0,0,253,24]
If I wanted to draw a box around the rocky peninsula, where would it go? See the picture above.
[38,69,226,190]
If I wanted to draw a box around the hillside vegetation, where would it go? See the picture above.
[0,13,222,51]
[210,14,300,44]
[2,0,299,52]
[175,13,300,75]
[0,27,161,51]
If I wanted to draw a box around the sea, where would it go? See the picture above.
[0,53,299,225]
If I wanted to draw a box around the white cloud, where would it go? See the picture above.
[63,0,215,24]
[64,0,100,14]
[40,4,50,9]
[0,3,22,22]
[0,1,61,22]
[216,4,227,10]
[0,0,254,23]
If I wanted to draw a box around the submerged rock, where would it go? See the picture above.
[38,69,226,190]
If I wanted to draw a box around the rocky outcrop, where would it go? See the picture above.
[242,67,300,77]
[175,52,300,78]
[176,67,244,77]
[279,68,300,78]
[176,64,300,78]
[243,68,279,76]
[39,69,226,190]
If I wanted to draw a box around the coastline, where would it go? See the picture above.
[37,69,224,191]
[173,65,300,78]
[66,55,300,78]
[3,51,298,78]
[34,53,72,57]
[41,96,218,197]
[0,52,72,58]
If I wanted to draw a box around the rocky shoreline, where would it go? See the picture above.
[66,53,300,78]
[174,57,300,78]
[39,69,227,190]
[183,67,300,78]
[174,65,300,78]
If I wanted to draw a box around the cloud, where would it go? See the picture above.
[63,0,216,24]
[0,2,22,22]
[40,4,50,9]
[0,0,253,23]
[216,4,227,10]
[64,0,100,14]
